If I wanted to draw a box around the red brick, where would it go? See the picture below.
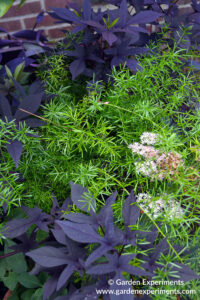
[47,27,71,39]
[2,2,41,19]
[45,0,83,10]
[47,28,65,39]
[24,15,55,29]
[45,0,68,10]
[0,20,21,32]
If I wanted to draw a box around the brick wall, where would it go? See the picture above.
[0,0,195,40]
[0,0,81,39]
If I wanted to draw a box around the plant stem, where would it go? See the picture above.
[118,245,125,256]
[0,250,19,259]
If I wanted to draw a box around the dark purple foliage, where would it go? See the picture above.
[48,0,199,81]
[0,80,48,167]
[1,206,52,239]
[49,0,163,81]
[6,139,23,168]
[9,231,38,253]
[0,25,50,74]
[69,181,96,213]
[0,17,51,162]
[1,183,199,300]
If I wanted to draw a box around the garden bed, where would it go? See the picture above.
[0,0,200,299]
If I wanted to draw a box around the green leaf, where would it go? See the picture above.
[2,271,18,290]
[31,288,43,300]
[18,0,26,8]
[38,272,49,284]
[0,0,15,17]
[18,272,41,288]
[14,62,25,81]
[4,240,27,273]
[110,18,120,28]
[21,289,36,300]
[73,9,81,17]
[0,251,7,277]
[102,17,108,27]
[36,229,49,243]
[5,65,13,79]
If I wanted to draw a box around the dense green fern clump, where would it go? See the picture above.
[12,45,198,216]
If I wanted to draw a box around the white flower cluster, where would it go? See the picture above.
[135,161,158,176]
[136,193,184,219]
[128,143,159,158]
[140,132,158,145]
[128,132,183,180]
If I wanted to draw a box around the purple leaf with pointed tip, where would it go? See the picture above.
[56,264,75,290]
[83,0,92,20]
[149,237,168,265]
[0,95,12,121]
[119,0,128,27]
[56,220,103,244]
[69,59,85,80]
[34,11,45,29]
[10,232,38,253]
[1,218,33,239]
[126,59,142,71]
[26,246,69,267]
[62,192,117,229]
[51,228,67,245]
[6,139,23,168]
[14,92,43,121]
[88,252,151,277]
[102,31,118,46]
[100,191,117,215]
[1,205,52,239]
[72,24,87,33]
[29,80,44,94]
[128,11,162,25]
[50,195,62,218]
[83,20,105,30]
[123,191,140,226]
[43,274,58,300]
[104,206,115,237]
[70,181,95,213]
[111,56,122,67]
[21,206,52,232]
[63,213,92,224]
[49,7,80,23]
[13,30,44,41]
[0,40,15,47]
[86,261,116,275]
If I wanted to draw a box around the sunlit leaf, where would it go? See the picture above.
[0,0,15,18]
